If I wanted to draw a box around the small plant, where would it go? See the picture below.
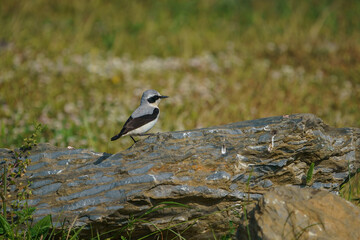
[20,123,43,152]
[0,123,54,239]
[0,124,43,218]
[0,153,33,236]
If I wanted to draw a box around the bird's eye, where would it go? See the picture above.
[147,95,159,103]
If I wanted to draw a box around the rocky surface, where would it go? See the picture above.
[1,113,359,239]
[238,185,360,240]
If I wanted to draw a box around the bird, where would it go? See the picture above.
[111,89,168,143]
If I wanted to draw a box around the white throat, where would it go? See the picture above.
[147,100,161,108]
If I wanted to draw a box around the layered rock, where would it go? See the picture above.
[0,114,359,239]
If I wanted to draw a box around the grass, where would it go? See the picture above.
[340,172,360,206]
[0,0,359,153]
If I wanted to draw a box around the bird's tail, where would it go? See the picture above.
[111,133,122,141]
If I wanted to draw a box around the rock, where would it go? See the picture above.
[1,114,359,239]
[237,185,360,240]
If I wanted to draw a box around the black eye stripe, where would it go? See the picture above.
[147,95,160,103]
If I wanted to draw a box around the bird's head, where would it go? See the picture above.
[141,89,168,107]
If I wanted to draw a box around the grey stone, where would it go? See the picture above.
[128,163,154,175]
[67,181,81,187]
[91,172,103,178]
[315,167,333,173]
[229,190,247,199]
[27,169,65,178]
[333,172,348,179]
[258,179,273,188]
[249,193,263,200]
[33,183,62,196]
[105,190,126,199]
[206,171,231,181]
[106,206,124,211]
[258,133,271,143]
[89,215,102,221]
[85,176,114,184]
[117,175,153,185]
[126,189,143,197]
[58,183,113,201]
[34,208,54,216]
[229,183,238,190]
[194,186,229,197]
[30,179,54,189]
[16,198,41,206]
[232,174,255,183]
[37,203,49,208]
[176,176,192,181]
[27,162,48,171]
[57,159,72,165]
[9,185,16,192]
[78,175,89,180]
[63,197,111,211]
[266,159,288,167]
[86,207,98,212]
[26,153,46,163]
[154,172,173,181]
[29,149,85,163]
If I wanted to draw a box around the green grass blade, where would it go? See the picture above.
[69,225,86,240]
[0,214,14,238]
[306,162,315,185]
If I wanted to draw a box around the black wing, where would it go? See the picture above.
[111,108,159,141]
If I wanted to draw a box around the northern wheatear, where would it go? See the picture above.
[111,89,168,143]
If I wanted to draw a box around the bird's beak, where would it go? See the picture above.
[160,95,169,99]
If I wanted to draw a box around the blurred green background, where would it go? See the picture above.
[0,0,359,153]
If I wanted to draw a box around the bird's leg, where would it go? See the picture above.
[130,136,138,143]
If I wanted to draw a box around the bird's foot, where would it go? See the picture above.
[130,136,138,143]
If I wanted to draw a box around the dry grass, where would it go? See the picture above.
[0,0,359,153]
